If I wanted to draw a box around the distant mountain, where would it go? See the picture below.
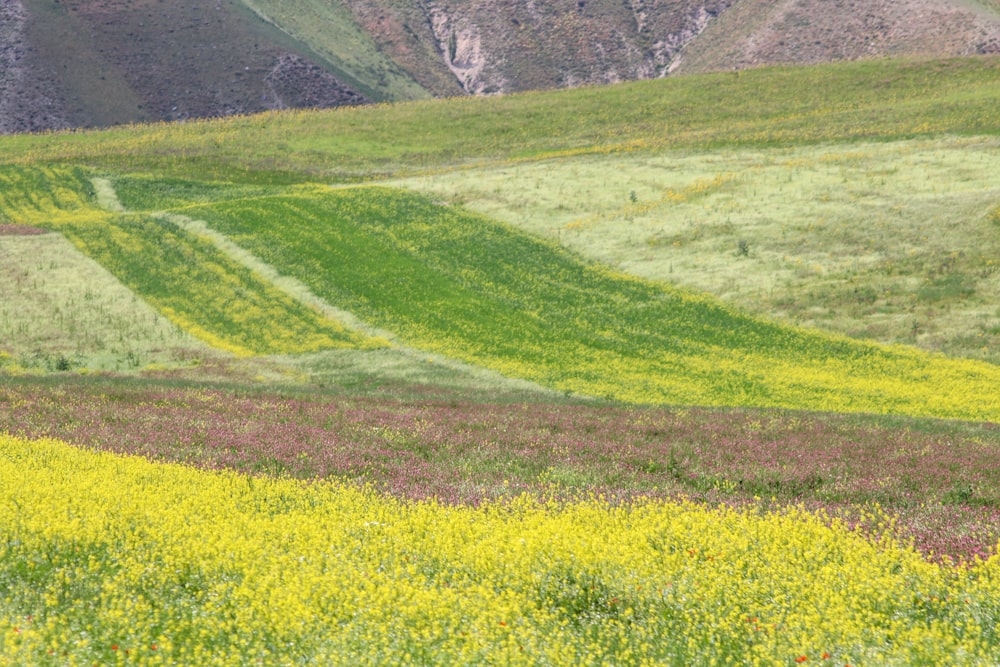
[3,0,1000,134]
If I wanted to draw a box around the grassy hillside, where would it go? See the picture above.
[2,56,999,181]
[1,58,999,418]
[0,166,380,358]
[2,162,992,420]
[158,184,1000,419]
[394,136,1000,364]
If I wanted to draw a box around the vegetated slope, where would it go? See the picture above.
[237,0,434,101]
[393,136,1000,366]
[133,182,999,421]
[0,166,381,358]
[5,159,999,419]
[1,59,998,369]
[3,56,999,182]
[0,59,998,418]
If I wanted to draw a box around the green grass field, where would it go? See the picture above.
[107,180,997,420]
[2,56,999,181]
[393,136,1000,364]
[7,158,998,418]
[1,56,999,415]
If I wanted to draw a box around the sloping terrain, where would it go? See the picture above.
[393,136,1000,366]
[1,56,998,417]
[0,0,372,134]
[2,160,1000,421]
[239,0,434,100]
[336,0,1000,93]
[3,54,1000,667]
[3,0,1000,132]
[675,0,1000,74]
[0,0,69,133]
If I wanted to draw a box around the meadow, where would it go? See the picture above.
[393,136,1000,365]
[4,432,1000,666]
[2,56,1000,664]
[3,375,1000,563]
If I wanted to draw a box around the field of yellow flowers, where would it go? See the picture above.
[3,432,1000,666]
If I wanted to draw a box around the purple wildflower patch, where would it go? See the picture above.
[0,224,48,235]
[2,375,998,563]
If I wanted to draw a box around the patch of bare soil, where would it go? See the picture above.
[0,0,70,134]
[264,54,367,109]
[0,225,50,236]
[677,0,1000,73]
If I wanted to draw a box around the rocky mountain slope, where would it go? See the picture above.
[2,0,999,134]
[0,0,367,134]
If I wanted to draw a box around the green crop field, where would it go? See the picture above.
[3,56,1000,665]
[392,136,1000,364]
[112,180,997,420]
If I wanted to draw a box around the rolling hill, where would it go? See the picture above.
[3,0,1000,133]
[1,56,1000,420]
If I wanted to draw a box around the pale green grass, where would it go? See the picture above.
[967,0,1000,17]
[393,136,1000,363]
[0,233,211,373]
[90,176,125,213]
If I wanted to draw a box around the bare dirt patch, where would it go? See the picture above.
[0,224,48,236]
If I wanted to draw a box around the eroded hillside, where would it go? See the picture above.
[1,0,369,134]
[3,0,1000,133]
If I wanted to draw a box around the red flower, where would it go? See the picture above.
[795,657,808,664]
